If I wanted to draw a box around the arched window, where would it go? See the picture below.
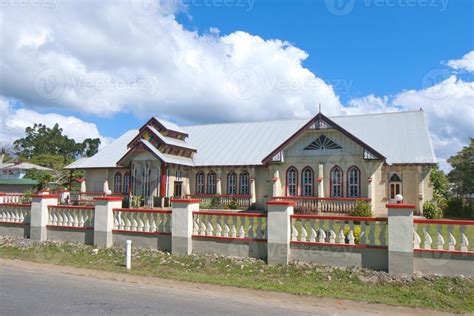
[389,173,402,200]
[123,172,130,194]
[330,166,343,197]
[227,171,237,195]
[347,166,360,197]
[301,167,314,196]
[239,171,249,195]
[207,171,216,194]
[114,172,122,193]
[196,172,205,194]
[286,167,298,196]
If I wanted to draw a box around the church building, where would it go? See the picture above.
[65,110,436,216]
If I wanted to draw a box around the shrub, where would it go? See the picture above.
[210,197,222,208]
[227,198,239,210]
[349,201,373,217]
[423,201,443,219]
[344,225,362,244]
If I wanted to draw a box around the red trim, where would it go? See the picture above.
[300,166,314,197]
[94,196,124,201]
[171,198,201,203]
[48,205,94,210]
[291,214,387,222]
[188,194,252,198]
[286,166,298,197]
[414,249,474,255]
[160,163,167,197]
[192,235,266,243]
[290,241,387,249]
[273,196,371,201]
[0,221,27,226]
[0,193,5,196]
[193,211,267,217]
[0,203,31,207]
[112,229,171,236]
[262,113,386,164]
[346,165,361,198]
[46,225,93,230]
[266,200,296,206]
[113,208,172,214]
[316,176,323,183]
[329,165,343,197]
[385,204,415,209]
[31,194,60,198]
[414,219,474,225]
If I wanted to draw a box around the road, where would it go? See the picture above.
[0,259,445,316]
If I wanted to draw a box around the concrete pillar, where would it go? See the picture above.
[0,193,4,203]
[171,198,200,255]
[266,200,294,265]
[272,169,281,197]
[30,194,59,241]
[367,177,375,211]
[250,178,256,204]
[216,178,222,195]
[60,190,70,204]
[386,203,415,274]
[93,196,124,248]
[317,163,324,197]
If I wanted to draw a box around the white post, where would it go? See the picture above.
[250,178,256,204]
[266,200,294,265]
[272,169,281,197]
[94,197,123,248]
[171,198,200,255]
[386,203,415,274]
[60,190,70,204]
[0,193,4,203]
[125,240,132,270]
[317,163,324,197]
[30,194,59,241]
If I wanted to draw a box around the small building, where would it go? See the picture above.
[0,161,52,193]
[65,110,436,216]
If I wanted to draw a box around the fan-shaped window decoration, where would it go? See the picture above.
[304,135,342,150]
[239,171,249,195]
[196,172,205,194]
[114,172,122,193]
[227,171,237,195]
[347,166,360,197]
[207,171,216,195]
[301,167,314,196]
[123,172,130,194]
[286,167,298,196]
[331,166,343,197]
[389,173,402,182]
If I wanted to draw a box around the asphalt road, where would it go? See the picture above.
[0,262,439,316]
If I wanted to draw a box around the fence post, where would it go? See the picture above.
[171,198,200,255]
[59,189,70,204]
[386,203,415,274]
[0,193,4,203]
[93,196,123,248]
[266,200,294,265]
[30,194,59,241]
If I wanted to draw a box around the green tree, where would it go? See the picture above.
[13,123,100,162]
[430,165,450,209]
[448,138,474,197]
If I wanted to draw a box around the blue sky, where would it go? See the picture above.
[0,0,473,168]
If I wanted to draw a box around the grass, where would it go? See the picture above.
[0,239,473,313]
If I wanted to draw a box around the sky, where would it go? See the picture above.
[0,0,473,170]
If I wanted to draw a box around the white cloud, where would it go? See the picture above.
[447,51,474,72]
[0,1,342,124]
[0,97,109,147]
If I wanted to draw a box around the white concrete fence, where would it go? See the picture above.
[0,195,473,276]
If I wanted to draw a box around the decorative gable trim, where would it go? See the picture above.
[262,112,386,164]
[304,135,342,150]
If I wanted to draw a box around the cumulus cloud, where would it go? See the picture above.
[0,1,342,124]
[0,97,109,147]
[447,51,474,72]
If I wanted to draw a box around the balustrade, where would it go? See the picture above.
[414,219,473,253]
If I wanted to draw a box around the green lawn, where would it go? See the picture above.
[0,239,473,313]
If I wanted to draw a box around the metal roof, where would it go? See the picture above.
[0,162,53,171]
[140,139,194,166]
[147,126,196,151]
[154,117,187,135]
[65,111,436,169]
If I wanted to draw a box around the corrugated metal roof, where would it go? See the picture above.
[147,126,196,150]
[0,162,53,171]
[154,117,187,135]
[65,111,436,169]
[140,139,195,166]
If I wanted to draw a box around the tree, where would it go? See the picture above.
[13,123,100,162]
[430,165,450,210]
[448,138,474,197]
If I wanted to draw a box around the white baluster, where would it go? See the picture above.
[124,213,131,230]
[248,216,254,238]
[348,222,355,245]
[413,230,421,249]
[300,222,307,242]
[423,225,432,249]
[206,220,214,236]
[310,227,317,243]
[72,211,79,227]
[318,228,326,243]
[199,215,206,235]
[150,213,157,232]
[216,223,222,237]
[291,218,298,241]
[239,224,245,238]
[329,229,336,244]
[359,221,366,245]
[231,223,237,238]
[79,210,86,227]
[137,213,145,232]
[338,221,345,244]
[113,211,119,229]
[460,233,469,252]
[223,222,230,237]
[256,216,263,239]
[448,225,456,251]
[436,224,445,250]
[192,214,199,235]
